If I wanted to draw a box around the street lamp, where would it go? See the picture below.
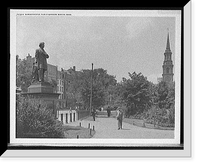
[90,63,93,113]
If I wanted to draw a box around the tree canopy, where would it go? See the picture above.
[16,55,33,92]
[65,68,117,109]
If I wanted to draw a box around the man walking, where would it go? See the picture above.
[35,42,49,82]
[91,108,96,121]
[107,106,111,117]
[116,107,124,130]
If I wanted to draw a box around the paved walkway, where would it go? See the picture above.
[68,111,174,139]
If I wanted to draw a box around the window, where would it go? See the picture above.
[66,114,68,123]
[70,113,72,122]
[61,114,63,123]
[73,113,76,121]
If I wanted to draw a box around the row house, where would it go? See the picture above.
[57,68,66,109]
[44,63,58,93]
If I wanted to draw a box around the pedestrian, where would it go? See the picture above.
[108,107,111,117]
[91,108,96,121]
[107,106,111,117]
[116,107,124,130]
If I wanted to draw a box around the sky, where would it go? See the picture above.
[16,13,176,83]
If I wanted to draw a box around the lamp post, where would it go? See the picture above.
[90,63,93,114]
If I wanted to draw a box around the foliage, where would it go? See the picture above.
[154,81,169,109]
[81,79,106,109]
[65,68,117,109]
[143,81,175,126]
[16,55,33,92]
[16,96,65,138]
[115,72,175,127]
[119,72,151,116]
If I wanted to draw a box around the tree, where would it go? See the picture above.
[147,81,175,126]
[16,96,64,138]
[153,81,175,110]
[165,82,175,109]
[65,69,84,109]
[16,55,33,92]
[64,68,117,110]
[165,82,175,124]
[120,72,151,116]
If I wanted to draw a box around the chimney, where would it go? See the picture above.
[73,66,76,71]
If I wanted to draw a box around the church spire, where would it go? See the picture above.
[166,29,171,51]
[162,29,174,83]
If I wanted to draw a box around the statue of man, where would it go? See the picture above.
[35,42,49,82]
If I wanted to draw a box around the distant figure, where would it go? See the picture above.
[91,108,96,121]
[107,106,111,117]
[116,107,124,130]
[35,42,49,82]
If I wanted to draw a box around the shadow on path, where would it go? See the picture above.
[120,128,130,130]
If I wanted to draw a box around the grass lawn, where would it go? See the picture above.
[63,125,95,138]
[123,118,174,130]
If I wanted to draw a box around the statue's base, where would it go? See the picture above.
[21,81,60,118]
[28,81,54,93]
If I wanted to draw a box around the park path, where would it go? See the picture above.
[68,111,174,139]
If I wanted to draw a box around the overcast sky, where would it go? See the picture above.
[16,13,176,83]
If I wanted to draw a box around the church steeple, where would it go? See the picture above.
[162,30,174,83]
[164,30,172,61]
[166,31,171,51]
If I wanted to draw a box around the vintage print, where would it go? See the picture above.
[10,10,182,147]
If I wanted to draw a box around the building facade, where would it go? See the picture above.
[45,64,57,82]
[44,64,58,92]
[57,68,66,108]
[162,32,174,83]
[57,109,78,125]
[26,53,35,66]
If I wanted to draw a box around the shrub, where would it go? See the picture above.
[16,96,65,138]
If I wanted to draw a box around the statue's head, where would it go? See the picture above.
[39,42,45,49]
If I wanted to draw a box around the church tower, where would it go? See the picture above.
[162,31,174,83]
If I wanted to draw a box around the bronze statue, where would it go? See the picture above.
[35,42,49,82]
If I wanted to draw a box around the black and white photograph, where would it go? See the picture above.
[7,6,192,157]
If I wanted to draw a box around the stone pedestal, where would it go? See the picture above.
[21,81,60,118]
[28,81,54,93]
